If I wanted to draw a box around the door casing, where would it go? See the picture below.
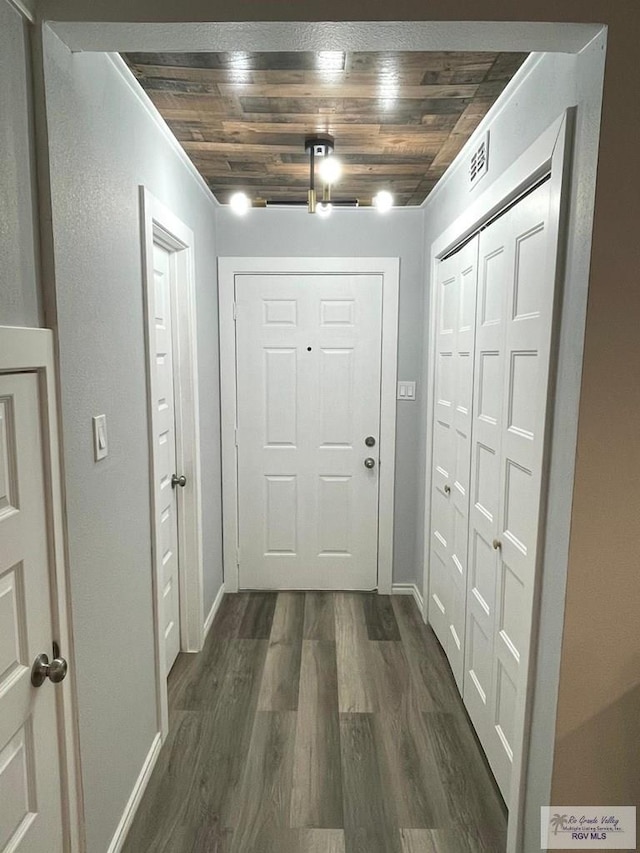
[0,326,82,852]
[140,188,204,740]
[219,256,400,595]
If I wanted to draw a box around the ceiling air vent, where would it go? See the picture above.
[469,131,489,189]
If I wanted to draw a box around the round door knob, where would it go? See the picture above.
[364,457,376,469]
[492,538,502,551]
[444,484,451,495]
[31,653,68,687]
[171,474,187,488]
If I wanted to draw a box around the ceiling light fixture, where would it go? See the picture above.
[373,190,394,213]
[229,191,251,216]
[228,136,393,215]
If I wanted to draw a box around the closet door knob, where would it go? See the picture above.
[492,538,502,551]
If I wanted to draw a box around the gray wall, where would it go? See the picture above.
[41,32,222,852]
[0,0,41,327]
[418,51,579,593]
[216,207,425,586]
[419,45,607,850]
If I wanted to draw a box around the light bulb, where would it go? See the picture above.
[229,192,251,215]
[318,156,342,185]
[373,190,394,213]
[317,201,333,218]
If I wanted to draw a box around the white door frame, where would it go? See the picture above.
[219,257,399,595]
[422,110,575,850]
[0,325,83,852]
[140,188,204,739]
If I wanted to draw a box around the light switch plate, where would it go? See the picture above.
[397,381,416,401]
[93,414,108,461]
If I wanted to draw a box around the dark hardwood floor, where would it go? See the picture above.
[122,593,506,853]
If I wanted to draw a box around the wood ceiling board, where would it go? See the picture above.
[123,50,528,206]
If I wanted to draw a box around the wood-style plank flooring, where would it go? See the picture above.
[123,593,506,853]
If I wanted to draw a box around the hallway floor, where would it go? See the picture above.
[122,593,507,853]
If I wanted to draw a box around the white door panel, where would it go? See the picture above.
[465,181,555,798]
[0,374,64,852]
[428,237,479,688]
[152,242,180,673]
[236,274,382,589]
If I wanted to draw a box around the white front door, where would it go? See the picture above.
[152,241,181,674]
[0,373,65,852]
[428,237,479,689]
[236,273,383,590]
[465,180,556,798]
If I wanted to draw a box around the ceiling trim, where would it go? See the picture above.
[106,53,220,209]
[7,0,36,23]
[48,20,603,54]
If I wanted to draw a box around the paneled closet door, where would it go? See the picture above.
[428,237,478,689]
[464,180,556,799]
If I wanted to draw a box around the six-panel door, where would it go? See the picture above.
[0,373,65,851]
[236,273,383,590]
[464,181,555,798]
[152,242,181,674]
[428,237,478,689]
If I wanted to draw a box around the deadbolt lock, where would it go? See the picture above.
[365,436,376,447]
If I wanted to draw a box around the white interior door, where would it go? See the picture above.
[0,373,65,852]
[152,241,181,674]
[236,272,383,590]
[465,180,556,798]
[428,237,478,689]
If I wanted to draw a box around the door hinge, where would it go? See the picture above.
[234,427,239,447]
[233,302,238,321]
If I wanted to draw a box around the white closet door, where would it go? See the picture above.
[428,237,478,688]
[236,273,383,590]
[465,180,556,798]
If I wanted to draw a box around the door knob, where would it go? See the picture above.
[364,457,376,469]
[444,484,451,495]
[492,538,502,551]
[31,653,68,687]
[365,436,376,447]
[171,474,187,488]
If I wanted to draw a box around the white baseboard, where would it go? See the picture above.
[107,732,162,853]
[203,582,225,641]
[392,582,424,616]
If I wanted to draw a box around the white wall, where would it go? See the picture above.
[215,206,425,586]
[41,31,223,852]
[0,0,41,327]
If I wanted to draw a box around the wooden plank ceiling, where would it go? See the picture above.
[123,51,528,207]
